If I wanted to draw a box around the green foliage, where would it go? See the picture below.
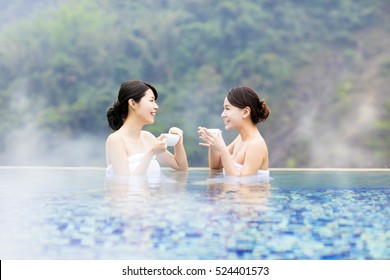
[0,0,389,167]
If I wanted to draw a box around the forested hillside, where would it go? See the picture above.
[0,0,389,167]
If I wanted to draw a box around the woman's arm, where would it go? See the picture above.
[208,134,238,170]
[199,129,263,176]
[199,127,238,170]
[156,127,188,171]
[218,135,243,176]
[132,134,170,175]
[239,142,265,176]
[208,145,222,170]
[198,127,223,169]
[106,133,168,176]
[106,134,130,176]
[222,142,263,176]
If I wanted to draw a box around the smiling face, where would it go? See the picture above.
[221,97,245,130]
[132,89,159,124]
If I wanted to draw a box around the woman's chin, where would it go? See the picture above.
[144,120,154,126]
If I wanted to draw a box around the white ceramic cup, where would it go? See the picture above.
[162,133,180,146]
[207,128,221,135]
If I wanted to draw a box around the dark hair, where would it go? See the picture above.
[227,86,270,124]
[107,80,158,130]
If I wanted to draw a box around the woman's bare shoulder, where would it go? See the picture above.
[249,135,267,151]
[141,130,156,140]
[106,131,123,145]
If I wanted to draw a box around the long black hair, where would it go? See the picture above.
[106,80,158,130]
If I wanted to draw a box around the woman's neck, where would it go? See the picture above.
[238,124,259,141]
[121,117,143,138]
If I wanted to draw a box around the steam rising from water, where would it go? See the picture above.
[0,123,106,167]
[0,54,387,168]
[0,94,383,168]
[298,99,378,167]
[268,51,385,168]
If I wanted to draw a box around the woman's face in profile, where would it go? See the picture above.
[221,97,244,130]
[134,89,159,124]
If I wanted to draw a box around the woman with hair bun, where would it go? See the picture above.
[106,80,188,177]
[198,86,270,177]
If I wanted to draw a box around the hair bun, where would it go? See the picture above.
[107,100,124,130]
[113,100,121,113]
[257,99,270,123]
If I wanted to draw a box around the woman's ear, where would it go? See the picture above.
[128,99,136,110]
[243,106,251,119]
